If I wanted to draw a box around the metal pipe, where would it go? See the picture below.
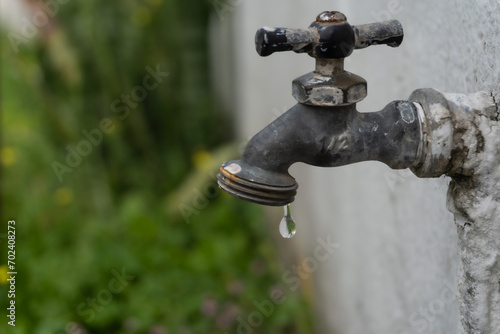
[218,100,422,206]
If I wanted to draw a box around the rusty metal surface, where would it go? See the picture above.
[219,101,421,206]
[219,11,414,206]
[409,88,497,178]
[315,11,347,24]
[292,68,367,106]
[353,20,404,49]
[254,11,403,59]
[217,163,298,206]
[254,11,403,107]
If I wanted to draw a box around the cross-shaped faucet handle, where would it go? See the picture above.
[255,11,404,59]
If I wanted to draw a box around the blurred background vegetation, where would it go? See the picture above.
[0,0,314,333]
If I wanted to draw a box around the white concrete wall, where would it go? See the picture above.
[211,1,500,333]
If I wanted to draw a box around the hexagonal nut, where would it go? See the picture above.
[346,83,367,104]
[292,72,367,107]
[295,85,344,105]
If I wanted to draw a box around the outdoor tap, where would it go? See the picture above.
[217,11,498,206]
[217,11,419,206]
[215,11,500,332]
[216,11,420,206]
[219,100,422,206]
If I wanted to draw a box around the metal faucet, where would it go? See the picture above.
[216,13,500,332]
[217,11,498,206]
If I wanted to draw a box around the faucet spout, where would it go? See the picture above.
[218,101,423,206]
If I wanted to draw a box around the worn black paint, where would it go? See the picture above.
[218,101,422,206]
[255,28,296,57]
[222,11,410,206]
[309,22,355,58]
[254,12,404,58]
[353,20,404,49]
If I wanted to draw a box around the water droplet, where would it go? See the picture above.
[279,204,296,239]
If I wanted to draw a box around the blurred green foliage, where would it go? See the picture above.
[0,0,313,333]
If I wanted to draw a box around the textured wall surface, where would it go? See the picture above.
[211,1,499,333]
[444,93,500,333]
